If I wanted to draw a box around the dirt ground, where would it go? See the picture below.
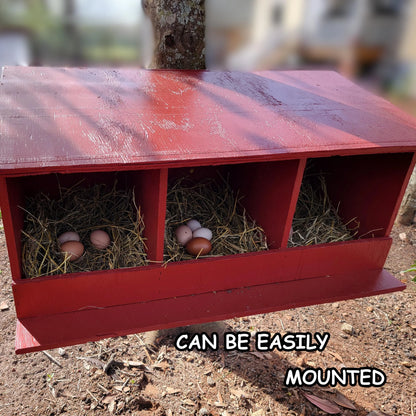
[0,220,415,416]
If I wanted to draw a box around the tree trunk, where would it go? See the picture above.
[140,1,228,347]
[395,0,416,225]
[142,0,205,69]
[397,169,416,225]
[63,0,83,64]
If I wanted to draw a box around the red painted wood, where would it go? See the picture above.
[386,153,416,235]
[133,168,168,261]
[13,238,391,319]
[230,160,303,249]
[0,177,24,281]
[15,268,404,353]
[167,160,304,250]
[3,170,169,279]
[2,68,416,176]
[284,158,307,246]
[316,153,414,238]
[1,68,416,353]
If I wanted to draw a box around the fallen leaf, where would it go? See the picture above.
[250,351,273,359]
[249,351,267,359]
[182,399,195,406]
[230,388,253,400]
[319,388,336,394]
[166,387,181,395]
[0,301,9,311]
[152,361,170,371]
[252,410,266,416]
[77,356,105,369]
[102,394,118,404]
[117,401,125,412]
[306,361,317,367]
[341,323,354,335]
[333,392,356,410]
[108,400,116,414]
[125,360,150,370]
[302,391,341,414]
[326,349,343,362]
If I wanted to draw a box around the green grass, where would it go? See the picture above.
[84,45,140,65]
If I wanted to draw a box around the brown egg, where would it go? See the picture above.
[185,237,212,257]
[90,230,111,250]
[60,241,84,262]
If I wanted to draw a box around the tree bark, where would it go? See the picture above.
[395,0,416,224]
[397,168,416,225]
[139,1,226,347]
[142,0,205,69]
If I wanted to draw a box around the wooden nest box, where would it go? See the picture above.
[1,67,416,353]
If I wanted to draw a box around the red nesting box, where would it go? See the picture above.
[1,68,416,353]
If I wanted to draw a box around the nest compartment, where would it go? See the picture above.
[288,172,358,247]
[164,174,268,263]
[21,181,148,278]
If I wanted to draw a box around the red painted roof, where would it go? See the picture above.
[1,67,416,174]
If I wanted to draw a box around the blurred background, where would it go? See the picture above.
[0,0,415,112]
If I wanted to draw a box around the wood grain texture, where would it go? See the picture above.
[12,238,392,319]
[2,68,416,175]
[15,268,404,353]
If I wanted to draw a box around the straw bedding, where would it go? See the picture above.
[164,174,268,263]
[21,181,147,278]
[288,172,358,247]
[21,167,357,277]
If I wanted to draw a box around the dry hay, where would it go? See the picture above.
[288,173,358,247]
[164,174,268,263]
[21,181,147,278]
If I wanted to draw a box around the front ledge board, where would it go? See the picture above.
[15,268,404,353]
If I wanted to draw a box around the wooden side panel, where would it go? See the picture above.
[13,238,392,319]
[0,177,24,281]
[133,168,168,261]
[311,153,414,238]
[386,152,416,235]
[230,160,303,249]
[15,268,405,353]
[283,158,307,247]
[167,160,307,250]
